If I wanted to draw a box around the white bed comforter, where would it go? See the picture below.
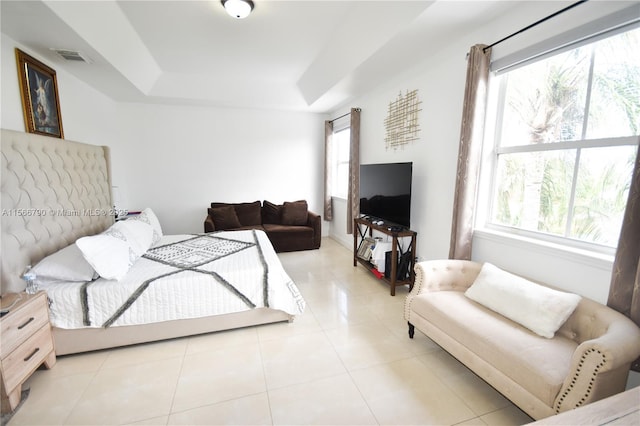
[42,230,305,329]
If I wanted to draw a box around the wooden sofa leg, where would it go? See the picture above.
[408,322,415,339]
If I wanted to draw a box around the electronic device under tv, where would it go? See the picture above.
[359,162,412,228]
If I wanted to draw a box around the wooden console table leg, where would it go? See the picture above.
[390,237,398,296]
[353,220,358,267]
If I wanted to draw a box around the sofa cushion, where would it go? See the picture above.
[210,201,261,227]
[263,224,314,253]
[234,201,262,226]
[262,200,282,224]
[262,224,313,234]
[411,291,577,406]
[208,206,241,230]
[231,224,266,232]
[281,200,308,226]
[465,263,581,338]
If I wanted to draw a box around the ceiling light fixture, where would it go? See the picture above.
[221,0,254,19]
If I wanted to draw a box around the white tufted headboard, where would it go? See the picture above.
[1,129,113,294]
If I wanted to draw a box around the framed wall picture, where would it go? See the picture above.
[357,237,376,261]
[15,48,64,138]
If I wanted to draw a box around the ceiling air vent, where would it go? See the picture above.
[51,49,92,63]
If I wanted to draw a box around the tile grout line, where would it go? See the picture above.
[256,327,276,426]
[164,338,189,425]
[317,283,382,426]
[59,353,109,425]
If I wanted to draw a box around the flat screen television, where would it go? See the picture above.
[359,162,412,228]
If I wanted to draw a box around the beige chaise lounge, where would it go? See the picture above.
[404,259,640,420]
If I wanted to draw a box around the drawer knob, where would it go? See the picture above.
[24,347,40,362]
[18,317,35,330]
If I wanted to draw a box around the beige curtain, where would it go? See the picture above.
[608,148,640,371]
[346,108,361,234]
[323,120,334,221]
[449,45,492,260]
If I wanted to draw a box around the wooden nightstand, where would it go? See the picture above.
[1,292,56,413]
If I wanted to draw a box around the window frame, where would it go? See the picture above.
[479,26,640,257]
[329,125,351,200]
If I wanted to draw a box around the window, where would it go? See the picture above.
[486,26,639,252]
[330,127,350,199]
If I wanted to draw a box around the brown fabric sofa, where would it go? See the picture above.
[204,200,321,253]
[405,259,640,421]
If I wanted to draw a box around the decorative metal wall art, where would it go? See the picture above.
[384,89,421,150]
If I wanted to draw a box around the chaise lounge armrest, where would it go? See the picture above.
[413,259,482,292]
[405,259,480,321]
[554,299,640,412]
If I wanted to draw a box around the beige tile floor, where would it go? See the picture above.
[8,237,534,426]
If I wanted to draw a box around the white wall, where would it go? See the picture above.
[328,45,467,261]
[1,35,117,145]
[1,35,327,237]
[114,103,325,234]
[327,35,474,261]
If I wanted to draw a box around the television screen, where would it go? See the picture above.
[359,162,412,228]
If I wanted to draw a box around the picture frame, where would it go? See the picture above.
[15,48,64,138]
[357,237,376,261]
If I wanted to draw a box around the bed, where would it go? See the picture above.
[1,129,304,355]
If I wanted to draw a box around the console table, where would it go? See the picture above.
[353,217,417,296]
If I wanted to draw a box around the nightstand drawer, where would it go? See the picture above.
[0,293,49,358]
[1,324,54,393]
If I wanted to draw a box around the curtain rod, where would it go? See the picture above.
[329,111,350,123]
[483,0,589,52]
[329,108,361,123]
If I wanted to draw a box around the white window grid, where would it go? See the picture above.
[484,30,639,255]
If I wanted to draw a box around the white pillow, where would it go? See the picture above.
[76,232,133,281]
[75,221,153,281]
[113,220,154,257]
[31,243,98,284]
[465,263,581,338]
[129,208,163,245]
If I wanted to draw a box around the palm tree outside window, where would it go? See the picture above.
[486,26,639,254]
